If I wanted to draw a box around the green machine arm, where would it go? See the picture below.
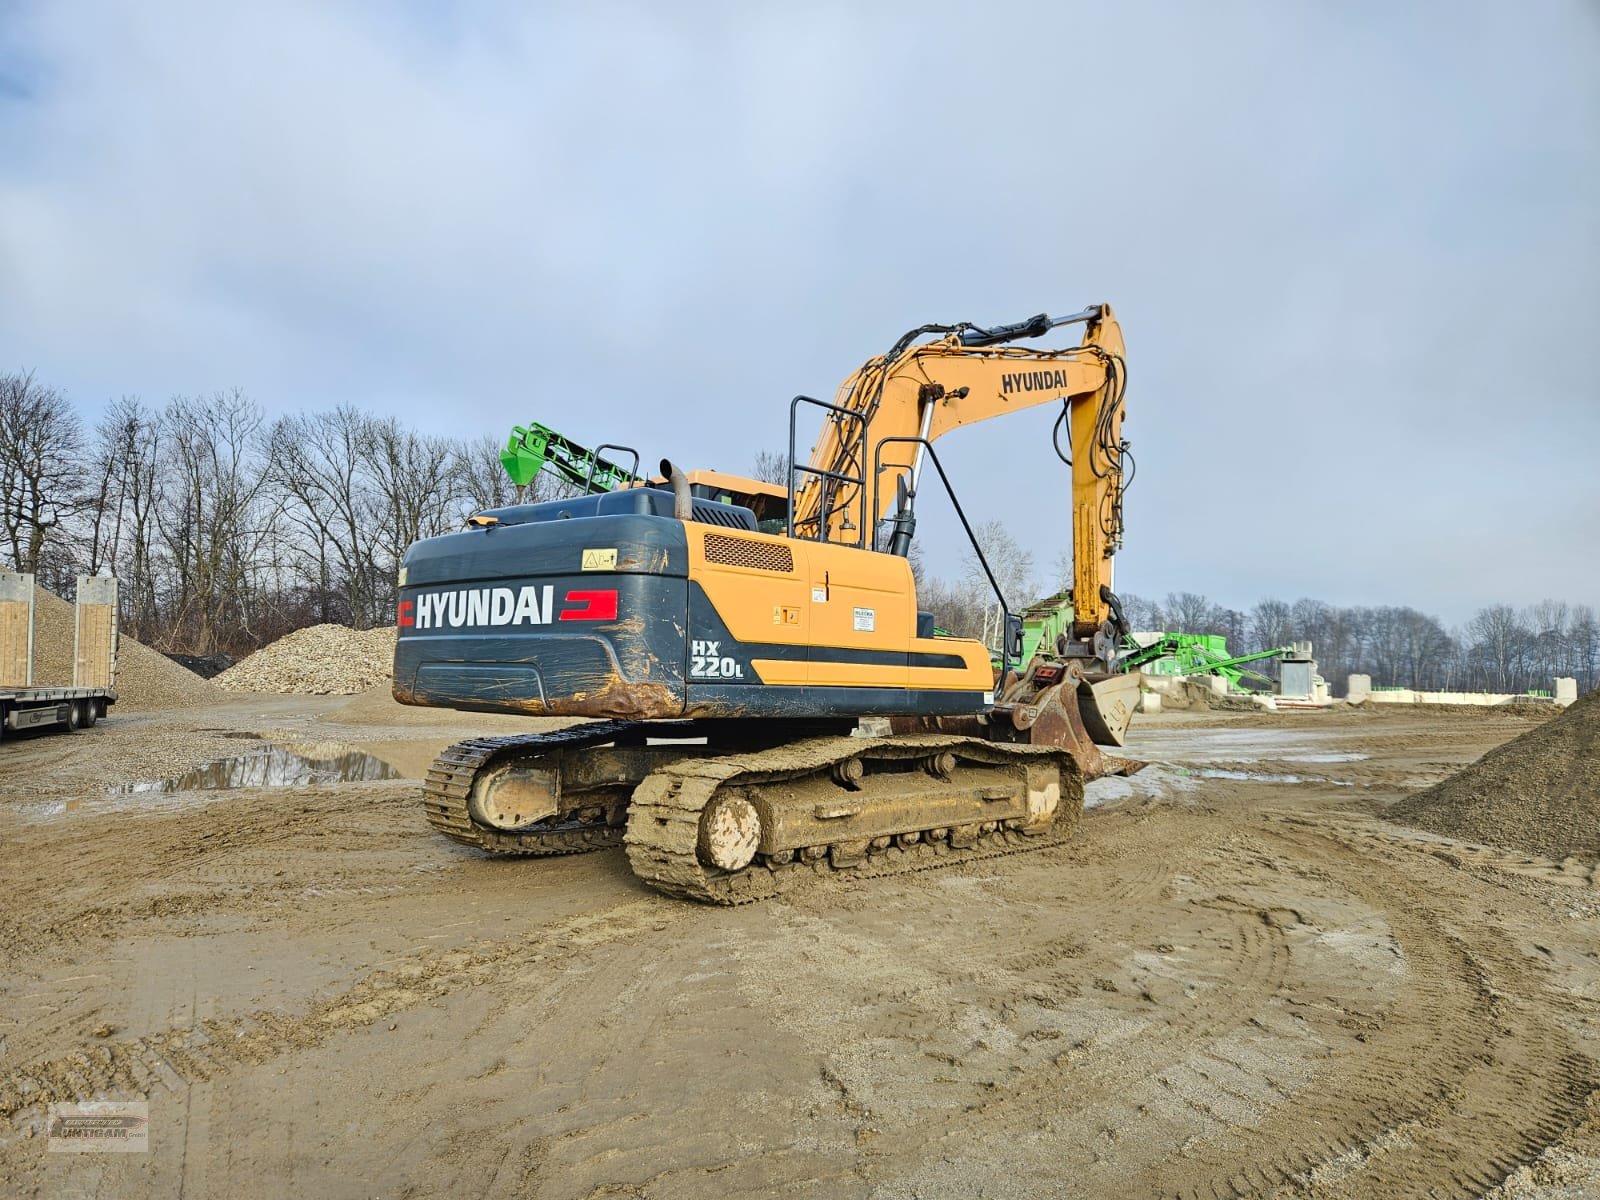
[500,423,642,501]
[1122,633,1290,692]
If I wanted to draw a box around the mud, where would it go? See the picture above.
[113,742,403,794]
[1,700,1597,1198]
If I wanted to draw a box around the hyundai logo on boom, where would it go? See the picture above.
[1000,368,1075,396]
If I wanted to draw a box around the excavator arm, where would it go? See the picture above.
[793,304,1128,643]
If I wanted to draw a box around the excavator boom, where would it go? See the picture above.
[793,304,1128,645]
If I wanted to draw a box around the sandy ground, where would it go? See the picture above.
[1,697,1597,1199]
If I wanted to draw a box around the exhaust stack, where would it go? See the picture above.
[659,459,692,521]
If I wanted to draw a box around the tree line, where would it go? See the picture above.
[1114,592,1598,696]
[1,371,544,654]
[918,526,1598,696]
[4,370,1593,694]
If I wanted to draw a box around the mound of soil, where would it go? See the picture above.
[31,588,220,712]
[1390,688,1600,860]
[214,625,398,695]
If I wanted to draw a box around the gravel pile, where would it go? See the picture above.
[214,625,398,695]
[1390,688,1600,860]
[31,588,220,712]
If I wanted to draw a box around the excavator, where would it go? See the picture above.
[394,303,1140,903]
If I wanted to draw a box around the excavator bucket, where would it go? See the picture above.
[1076,673,1139,748]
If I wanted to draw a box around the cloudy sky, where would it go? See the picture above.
[2,1,1595,623]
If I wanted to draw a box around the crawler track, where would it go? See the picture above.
[422,720,646,854]
[625,734,1084,904]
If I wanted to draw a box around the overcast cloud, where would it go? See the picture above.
[1,1,1596,622]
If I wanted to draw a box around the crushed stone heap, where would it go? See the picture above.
[32,588,218,712]
[213,624,398,696]
[1390,688,1600,860]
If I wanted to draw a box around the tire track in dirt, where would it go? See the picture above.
[725,820,1322,1196]
[0,898,669,1123]
[0,782,421,963]
[735,808,1596,1199]
[1151,820,1600,1199]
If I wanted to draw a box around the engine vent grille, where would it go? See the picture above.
[703,532,794,573]
[690,503,756,530]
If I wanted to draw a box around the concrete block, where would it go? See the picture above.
[1346,674,1372,704]
[1281,660,1317,699]
[1208,675,1229,697]
[1555,678,1578,707]
[1138,690,1162,714]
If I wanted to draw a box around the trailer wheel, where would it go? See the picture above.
[82,701,97,728]
[65,702,82,731]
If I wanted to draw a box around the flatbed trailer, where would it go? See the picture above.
[0,685,115,736]
[0,571,119,740]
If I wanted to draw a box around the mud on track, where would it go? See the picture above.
[1,698,1597,1198]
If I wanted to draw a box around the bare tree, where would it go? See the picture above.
[1119,592,1165,631]
[0,371,86,577]
[156,391,274,652]
[1249,598,1294,653]
[368,416,457,612]
[119,405,165,638]
[963,520,1037,609]
[1162,592,1215,634]
[1052,547,1072,593]
[1467,604,1527,692]
[750,449,788,485]
[268,407,382,627]
[1571,605,1599,692]
[454,434,519,514]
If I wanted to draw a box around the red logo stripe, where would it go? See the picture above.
[396,600,415,628]
[559,590,618,621]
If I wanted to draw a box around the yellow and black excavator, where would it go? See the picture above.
[394,303,1140,903]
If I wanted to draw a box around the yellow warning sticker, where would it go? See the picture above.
[581,548,618,571]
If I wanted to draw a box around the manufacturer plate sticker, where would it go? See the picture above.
[853,607,875,632]
[581,548,618,571]
[812,586,828,603]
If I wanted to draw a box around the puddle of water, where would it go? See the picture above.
[1182,766,1354,787]
[1084,758,1360,810]
[1085,763,1202,808]
[114,742,401,795]
[1124,727,1354,763]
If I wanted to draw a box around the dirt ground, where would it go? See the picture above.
[2,696,1597,1199]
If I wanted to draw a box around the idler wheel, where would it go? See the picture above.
[698,795,762,872]
[468,765,558,831]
